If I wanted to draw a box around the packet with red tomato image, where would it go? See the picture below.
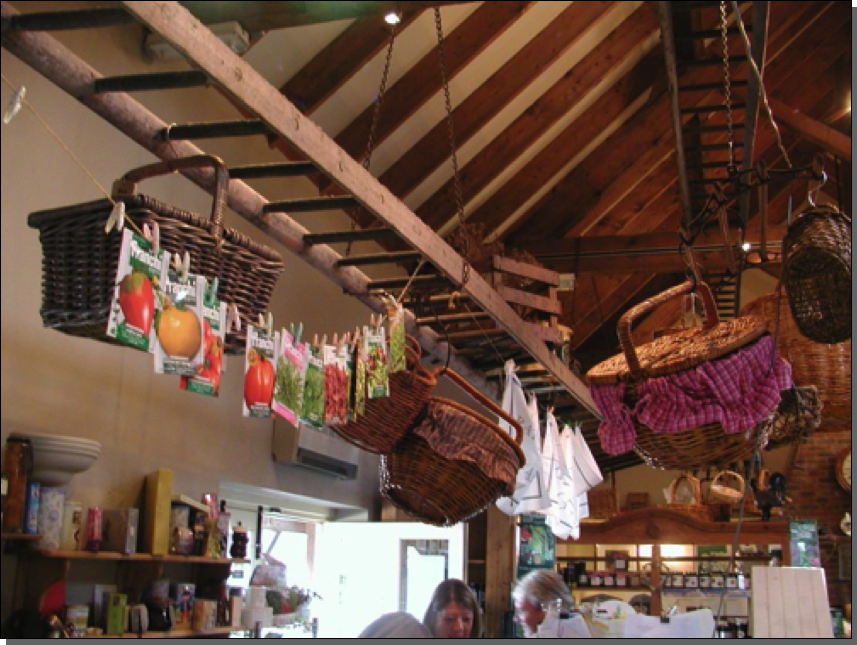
[107,229,164,352]
[154,265,206,377]
[323,345,348,426]
[243,324,279,418]
[180,280,227,396]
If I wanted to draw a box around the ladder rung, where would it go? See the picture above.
[337,251,423,268]
[681,103,746,115]
[1,8,133,31]
[93,71,209,93]
[303,228,398,245]
[675,26,753,40]
[686,143,744,151]
[671,1,722,10]
[416,312,491,325]
[230,162,319,180]
[684,123,746,135]
[264,196,360,214]
[679,80,749,92]
[160,120,270,140]
[678,56,746,68]
[368,275,449,291]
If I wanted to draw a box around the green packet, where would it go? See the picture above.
[301,347,325,428]
[106,229,164,352]
[364,325,389,400]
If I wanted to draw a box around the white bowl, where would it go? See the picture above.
[10,432,101,487]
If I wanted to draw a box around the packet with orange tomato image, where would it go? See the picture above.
[180,279,227,396]
[107,229,164,352]
[243,324,279,418]
[154,265,205,377]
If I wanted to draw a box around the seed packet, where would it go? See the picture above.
[340,343,355,423]
[301,346,325,428]
[364,325,389,399]
[154,265,205,377]
[386,299,406,374]
[106,229,164,352]
[180,280,227,397]
[243,324,278,419]
[323,344,348,425]
[353,334,367,419]
[272,328,307,425]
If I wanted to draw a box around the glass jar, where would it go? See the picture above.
[590,572,603,587]
[604,573,616,587]
[685,573,699,589]
[734,618,749,638]
[578,570,590,587]
[699,573,712,589]
[671,573,685,589]
[2,437,32,533]
[616,573,628,588]
[711,573,726,589]
[716,618,734,638]
[726,573,739,589]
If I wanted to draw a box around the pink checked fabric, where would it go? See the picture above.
[592,337,793,455]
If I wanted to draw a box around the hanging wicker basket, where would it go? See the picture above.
[782,204,851,344]
[26,156,285,354]
[380,370,525,527]
[588,281,774,471]
[764,386,822,449]
[741,293,850,428]
[709,471,746,505]
[330,336,437,454]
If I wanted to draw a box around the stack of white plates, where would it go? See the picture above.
[10,431,101,487]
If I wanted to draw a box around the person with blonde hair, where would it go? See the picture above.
[423,579,483,638]
[513,570,592,638]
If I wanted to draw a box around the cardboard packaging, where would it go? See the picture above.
[171,582,196,629]
[103,508,139,555]
[143,470,173,555]
[106,593,128,636]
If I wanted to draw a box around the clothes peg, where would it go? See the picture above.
[267,312,274,337]
[321,335,328,349]
[227,304,242,333]
[3,85,25,125]
[258,313,266,330]
[104,201,126,234]
[295,323,303,346]
[332,333,339,348]
[142,222,160,256]
[181,252,191,281]
[209,277,219,299]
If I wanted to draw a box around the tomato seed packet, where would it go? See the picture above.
[243,324,278,419]
[323,345,348,426]
[106,229,164,352]
[180,280,227,396]
[272,328,306,426]
[154,266,205,377]
[364,326,389,400]
[300,346,325,428]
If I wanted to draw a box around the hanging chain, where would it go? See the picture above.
[719,1,735,172]
[434,7,470,286]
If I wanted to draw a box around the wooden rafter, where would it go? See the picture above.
[112,1,599,416]
[378,0,617,202]
[769,99,851,162]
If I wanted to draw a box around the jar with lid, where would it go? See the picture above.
[590,571,604,587]
[685,572,699,589]
[711,572,726,589]
[2,436,32,533]
[671,572,685,589]
[616,573,628,588]
[715,618,734,638]
[734,618,748,638]
[578,569,590,587]
[726,573,739,589]
[604,572,616,587]
[699,572,712,589]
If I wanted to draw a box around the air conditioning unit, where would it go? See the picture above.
[272,418,359,480]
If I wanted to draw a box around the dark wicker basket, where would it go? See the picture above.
[380,370,525,527]
[27,156,284,354]
[588,281,772,471]
[330,336,437,454]
[783,204,851,344]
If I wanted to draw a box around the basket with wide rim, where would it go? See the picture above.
[329,336,437,454]
[782,203,851,345]
[741,293,849,428]
[708,470,746,505]
[27,155,285,355]
[380,370,525,527]
[588,281,772,471]
[664,472,711,522]
[763,386,822,449]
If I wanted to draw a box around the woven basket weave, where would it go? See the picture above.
[783,204,851,344]
[741,293,850,428]
[709,470,746,505]
[27,156,284,355]
[665,473,711,522]
[588,281,771,471]
[380,370,525,527]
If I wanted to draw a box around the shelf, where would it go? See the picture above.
[1,533,41,542]
[662,588,751,597]
[30,550,248,565]
[574,587,653,593]
[91,626,240,639]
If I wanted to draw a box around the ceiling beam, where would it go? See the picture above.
[769,98,851,161]
[178,1,479,32]
[116,1,600,417]
[416,2,661,232]
[378,0,617,202]
[331,1,533,167]
[280,11,422,116]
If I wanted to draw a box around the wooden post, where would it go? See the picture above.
[485,507,516,638]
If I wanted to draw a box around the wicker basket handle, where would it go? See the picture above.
[668,472,702,505]
[113,155,228,250]
[712,470,745,495]
[441,369,524,446]
[619,280,719,379]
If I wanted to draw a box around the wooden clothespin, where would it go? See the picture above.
[142,222,160,256]
[105,201,126,234]
[227,304,241,333]
[3,85,26,125]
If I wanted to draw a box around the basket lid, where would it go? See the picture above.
[587,316,768,385]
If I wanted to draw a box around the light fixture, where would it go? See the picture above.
[742,242,752,252]
[384,11,402,25]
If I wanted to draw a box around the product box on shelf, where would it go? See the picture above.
[103,508,139,555]
[106,593,128,636]
[171,582,196,629]
[143,470,173,555]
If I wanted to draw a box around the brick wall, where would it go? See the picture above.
[786,430,851,608]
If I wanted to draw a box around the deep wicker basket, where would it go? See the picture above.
[27,156,285,354]
[763,386,822,449]
[741,293,850,428]
[588,281,771,471]
[380,370,525,527]
[664,473,711,522]
[782,204,851,345]
[330,336,437,454]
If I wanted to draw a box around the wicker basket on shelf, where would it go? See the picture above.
[782,204,851,345]
[708,471,746,505]
[665,473,711,522]
[587,281,774,471]
[380,370,525,527]
[330,336,437,454]
[741,293,850,428]
[27,156,285,354]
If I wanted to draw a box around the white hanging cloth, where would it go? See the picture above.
[496,360,551,516]
[540,411,580,540]
[568,423,604,496]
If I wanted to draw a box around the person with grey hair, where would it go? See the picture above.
[358,612,431,638]
[512,570,592,638]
